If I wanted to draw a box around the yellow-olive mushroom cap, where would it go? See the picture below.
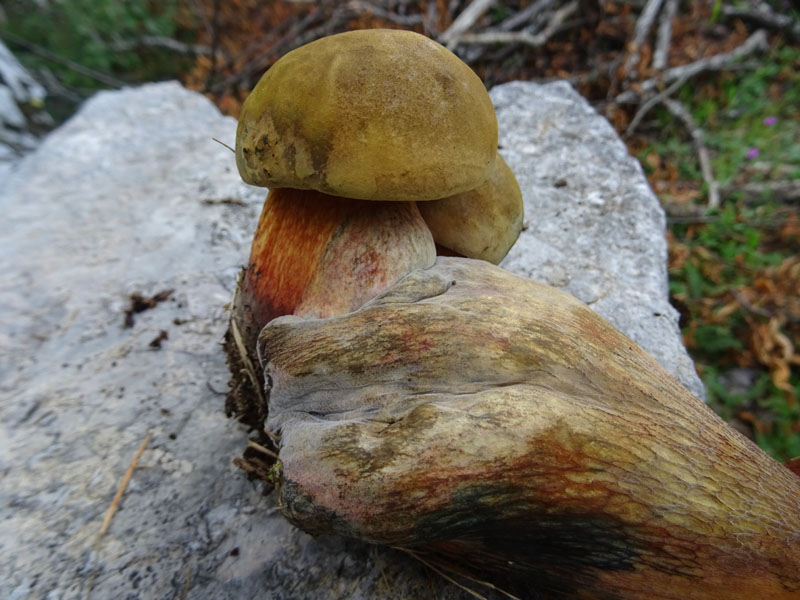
[236,29,498,202]
[417,153,523,264]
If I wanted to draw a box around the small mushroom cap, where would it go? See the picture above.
[418,153,523,264]
[236,29,497,201]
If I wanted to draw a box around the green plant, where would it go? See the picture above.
[642,43,799,461]
[2,0,193,108]
[706,369,800,462]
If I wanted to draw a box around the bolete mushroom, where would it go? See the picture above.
[225,29,523,425]
[225,28,800,600]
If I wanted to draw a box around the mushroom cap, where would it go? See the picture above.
[236,29,498,202]
[418,153,523,264]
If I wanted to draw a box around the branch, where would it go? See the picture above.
[495,0,556,32]
[37,66,83,103]
[623,0,664,77]
[616,29,768,103]
[663,97,720,210]
[0,29,126,89]
[110,35,216,56]
[652,0,678,70]
[455,1,578,47]
[211,2,346,93]
[724,180,800,203]
[347,1,425,26]
[625,73,688,136]
[723,3,800,41]
[439,0,496,47]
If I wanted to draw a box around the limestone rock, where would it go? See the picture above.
[0,39,51,169]
[0,80,701,600]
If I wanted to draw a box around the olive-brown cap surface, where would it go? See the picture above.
[236,29,498,201]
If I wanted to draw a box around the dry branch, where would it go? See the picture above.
[212,2,348,93]
[98,432,152,536]
[0,29,126,88]
[347,1,425,26]
[623,0,664,77]
[724,180,800,203]
[653,0,678,70]
[111,35,216,56]
[496,0,557,32]
[723,3,800,41]
[439,0,496,47]
[616,29,768,102]
[663,97,720,210]
[455,1,578,47]
[625,73,688,136]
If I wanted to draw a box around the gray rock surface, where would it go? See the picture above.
[495,81,702,398]
[0,80,702,600]
[0,40,49,164]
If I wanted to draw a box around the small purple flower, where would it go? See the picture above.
[746,148,760,159]
[763,116,777,126]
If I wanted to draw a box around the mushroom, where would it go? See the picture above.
[418,152,523,264]
[224,29,800,599]
[225,29,522,425]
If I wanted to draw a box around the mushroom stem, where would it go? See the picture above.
[225,187,435,428]
[260,258,800,599]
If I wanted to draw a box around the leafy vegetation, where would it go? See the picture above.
[638,44,799,460]
[2,0,195,120]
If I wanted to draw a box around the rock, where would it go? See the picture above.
[0,80,702,600]
[495,81,702,399]
[0,40,51,184]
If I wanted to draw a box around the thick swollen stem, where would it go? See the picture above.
[260,259,800,599]
[238,187,435,342]
[225,187,435,429]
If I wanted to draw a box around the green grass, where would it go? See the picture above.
[640,44,800,461]
[2,0,193,121]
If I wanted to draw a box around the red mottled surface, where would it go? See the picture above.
[243,188,352,326]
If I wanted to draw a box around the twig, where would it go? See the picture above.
[424,0,440,36]
[0,29,126,88]
[206,0,222,92]
[37,66,83,103]
[397,549,490,600]
[229,274,267,407]
[347,1,425,26]
[663,97,720,210]
[732,289,773,319]
[723,3,800,41]
[652,0,678,70]
[211,137,235,153]
[439,0,496,47]
[666,215,721,224]
[248,439,280,460]
[263,428,282,443]
[616,29,769,103]
[623,0,664,77]
[724,180,800,203]
[495,0,556,32]
[98,432,152,537]
[396,547,523,600]
[625,73,689,137]
[448,0,557,65]
[456,1,578,47]
[201,197,246,206]
[110,35,215,56]
[85,432,152,599]
[212,2,345,93]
